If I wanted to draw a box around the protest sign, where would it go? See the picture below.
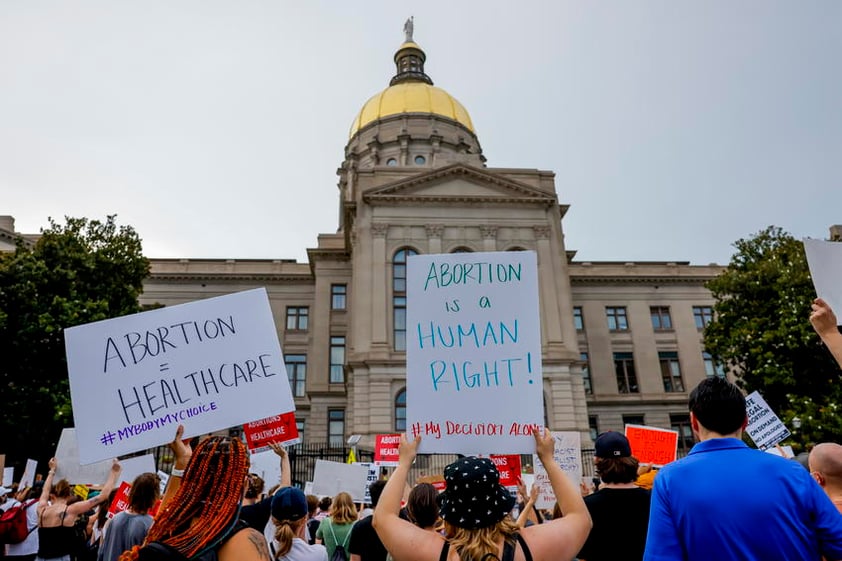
[416,474,446,492]
[19,459,37,489]
[804,239,842,323]
[374,434,401,467]
[532,431,581,509]
[73,484,89,500]
[356,462,380,504]
[489,455,522,488]
[65,288,294,464]
[311,460,368,500]
[248,449,283,488]
[2,467,13,486]
[304,481,314,496]
[55,428,157,484]
[243,411,300,453]
[766,445,795,459]
[157,471,169,496]
[0,456,4,481]
[625,425,679,467]
[406,251,544,454]
[745,391,790,450]
[108,481,132,517]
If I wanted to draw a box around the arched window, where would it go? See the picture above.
[395,388,407,431]
[393,248,418,351]
[450,246,474,253]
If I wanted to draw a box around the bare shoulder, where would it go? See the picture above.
[219,527,272,561]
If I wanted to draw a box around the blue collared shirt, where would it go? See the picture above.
[644,438,842,561]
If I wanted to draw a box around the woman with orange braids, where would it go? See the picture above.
[119,425,271,561]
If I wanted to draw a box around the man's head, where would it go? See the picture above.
[809,443,842,490]
[594,432,639,484]
[128,472,161,514]
[688,376,747,437]
[368,480,387,508]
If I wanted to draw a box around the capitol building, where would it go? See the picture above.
[1,30,724,455]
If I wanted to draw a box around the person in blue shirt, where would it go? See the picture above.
[644,376,842,561]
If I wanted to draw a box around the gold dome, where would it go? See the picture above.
[348,81,475,138]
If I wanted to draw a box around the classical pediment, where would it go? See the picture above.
[362,164,557,206]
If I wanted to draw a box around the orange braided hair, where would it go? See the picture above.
[119,436,249,561]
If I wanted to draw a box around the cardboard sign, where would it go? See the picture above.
[108,481,132,517]
[311,460,368,500]
[356,462,380,504]
[533,431,582,509]
[406,251,544,454]
[65,288,294,464]
[243,411,300,453]
[745,391,791,450]
[374,434,401,467]
[248,449,283,489]
[2,467,13,486]
[19,459,37,489]
[55,429,157,484]
[625,425,679,467]
[804,239,842,324]
[304,481,314,496]
[489,455,522,488]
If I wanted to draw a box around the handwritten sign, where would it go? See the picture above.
[533,431,582,509]
[2,467,13,486]
[108,481,132,517]
[243,412,300,453]
[374,434,401,467]
[20,459,37,489]
[65,288,294,464]
[489,455,522,488]
[804,239,842,323]
[406,251,544,454]
[625,425,679,467]
[745,391,790,450]
[311,460,368,500]
[356,462,381,504]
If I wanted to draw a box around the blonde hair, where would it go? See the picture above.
[444,518,519,561]
[329,492,358,524]
[272,517,306,559]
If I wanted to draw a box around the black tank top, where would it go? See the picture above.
[37,505,77,558]
[438,533,533,561]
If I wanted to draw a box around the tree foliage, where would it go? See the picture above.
[0,216,149,470]
[704,226,841,450]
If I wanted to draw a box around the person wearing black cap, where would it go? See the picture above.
[373,430,591,561]
[270,487,328,561]
[577,431,651,561]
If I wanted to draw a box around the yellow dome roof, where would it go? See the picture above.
[349,81,474,138]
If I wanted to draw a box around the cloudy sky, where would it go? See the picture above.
[1,1,839,265]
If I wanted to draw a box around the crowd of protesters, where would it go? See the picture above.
[2,300,842,561]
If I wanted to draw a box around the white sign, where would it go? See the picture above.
[55,428,157,484]
[745,391,791,450]
[406,251,544,454]
[20,459,37,489]
[356,462,380,504]
[65,288,294,464]
[804,239,842,324]
[156,470,169,496]
[766,445,795,459]
[311,460,368,500]
[532,431,582,510]
[2,467,13,486]
[304,481,314,496]
[249,449,283,489]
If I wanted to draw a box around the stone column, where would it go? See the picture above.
[480,225,498,252]
[371,223,389,349]
[534,225,564,345]
[426,224,444,253]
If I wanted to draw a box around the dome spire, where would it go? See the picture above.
[390,17,433,86]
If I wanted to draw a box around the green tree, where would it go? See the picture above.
[704,226,841,450]
[0,216,149,471]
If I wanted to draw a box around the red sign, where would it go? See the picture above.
[417,474,446,492]
[108,481,132,518]
[374,434,402,466]
[489,455,522,488]
[624,425,679,467]
[243,411,300,453]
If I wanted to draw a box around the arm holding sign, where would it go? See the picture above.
[159,425,193,513]
[519,429,591,561]
[37,457,57,514]
[516,482,539,529]
[66,458,122,515]
[269,442,291,490]
[812,298,842,369]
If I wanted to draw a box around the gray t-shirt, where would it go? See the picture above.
[272,537,328,561]
[97,511,153,561]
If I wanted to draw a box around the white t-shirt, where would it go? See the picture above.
[4,499,40,556]
[272,537,328,561]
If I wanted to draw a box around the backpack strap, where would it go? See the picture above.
[514,534,533,561]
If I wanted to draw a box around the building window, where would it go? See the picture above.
[450,247,473,253]
[393,248,417,351]
[329,336,346,383]
[386,158,397,166]
[703,351,726,378]
[328,410,345,446]
[659,351,685,392]
[414,155,426,165]
[573,307,585,331]
[606,307,629,331]
[286,306,309,331]
[671,414,694,454]
[650,306,673,331]
[295,419,305,437]
[693,306,713,329]
[581,352,592,395]
[614,352,639,393]
[285,354,307,397]
[588,416,599,442]
[395,389,407,432]
[331,284,347,310]
[623,414,646,427]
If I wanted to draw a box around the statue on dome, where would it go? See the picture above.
[404,16,414,43]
